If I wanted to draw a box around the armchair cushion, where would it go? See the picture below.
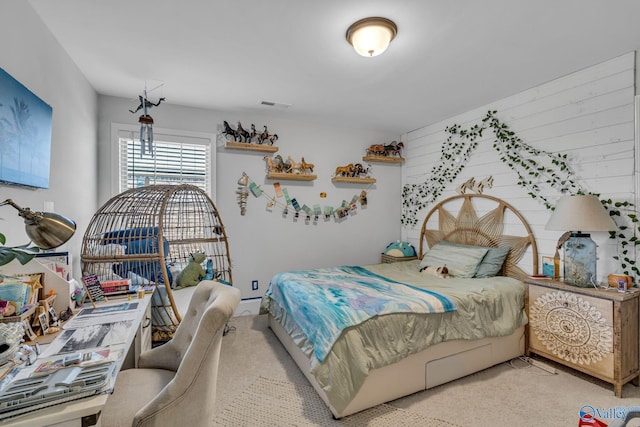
[100,369,174,427]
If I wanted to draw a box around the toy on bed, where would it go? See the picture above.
[176,253,206,288]
[419,264,449,278]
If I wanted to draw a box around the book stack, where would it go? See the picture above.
[100,279,130,296]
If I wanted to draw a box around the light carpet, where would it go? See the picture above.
[215,376,461,427]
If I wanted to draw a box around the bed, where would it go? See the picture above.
[260,194,538,418]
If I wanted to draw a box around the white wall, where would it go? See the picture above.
[0,1,98,278]
[98,95,401,301]
[402,52,636,283]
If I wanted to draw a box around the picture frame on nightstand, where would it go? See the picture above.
[542,256,555,278]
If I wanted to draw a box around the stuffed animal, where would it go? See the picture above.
[176,253,207,288]
[420,265,449,279]
[384,241,417,257]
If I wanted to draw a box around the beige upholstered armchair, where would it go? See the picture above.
[101,281,240,427]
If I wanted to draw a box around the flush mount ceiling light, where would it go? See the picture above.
[346,17,397,57]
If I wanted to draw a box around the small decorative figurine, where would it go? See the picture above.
[223,121,279,145]
[456,176,493,194]
[366,141,404,157]
[287,156,303,174]
[236,122,251,143]
[237,172,249,214]
[176,252,207,288]
[334,163,354,177]
[223,121,239,141]
[263,156,278,173]
[300,157,314,173]
[334,163,371,178]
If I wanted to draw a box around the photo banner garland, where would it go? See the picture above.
[236,172,370,224]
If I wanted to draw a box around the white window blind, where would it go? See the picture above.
[117,130,212,194]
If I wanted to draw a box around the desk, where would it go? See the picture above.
[0,294,152,426]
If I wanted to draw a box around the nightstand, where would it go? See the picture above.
[525,278,640,397]
[380,254,418,264]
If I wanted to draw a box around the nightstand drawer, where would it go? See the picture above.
[528,284,614,378]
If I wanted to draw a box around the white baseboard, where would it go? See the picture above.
[234,298,261,316]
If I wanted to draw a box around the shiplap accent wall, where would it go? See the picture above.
[401,52,636,281]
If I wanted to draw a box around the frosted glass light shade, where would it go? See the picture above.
[346,17,397,57]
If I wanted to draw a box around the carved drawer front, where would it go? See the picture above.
[529,284,613,378]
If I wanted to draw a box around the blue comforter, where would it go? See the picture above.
[265,265,455,362]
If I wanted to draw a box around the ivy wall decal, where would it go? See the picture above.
[402,110,639,279]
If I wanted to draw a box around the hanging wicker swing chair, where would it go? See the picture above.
[81,184,232,343]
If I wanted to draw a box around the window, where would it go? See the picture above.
[112,125,214,196]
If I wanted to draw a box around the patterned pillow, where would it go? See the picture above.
[439,241,510,278]
[419,243,488,278]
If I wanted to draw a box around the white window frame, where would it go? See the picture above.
[110,123,216,201]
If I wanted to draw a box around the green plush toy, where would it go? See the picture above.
[176,252,207,288]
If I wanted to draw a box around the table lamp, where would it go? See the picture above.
[0,199,76,250]
[545,195,617,287]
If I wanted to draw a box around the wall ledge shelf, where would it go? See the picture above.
[266,172,317,181]
[332,176,376,184]
[225,141,278,153]
[362,155,404,163]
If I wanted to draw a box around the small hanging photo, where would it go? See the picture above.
[38,312,50,335]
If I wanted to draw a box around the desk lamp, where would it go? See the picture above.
[545,195,616,287]
[0,199,76,250]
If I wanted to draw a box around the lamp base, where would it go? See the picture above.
[563,232,596,287]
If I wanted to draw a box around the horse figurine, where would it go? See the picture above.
[366,144,386,156]
[300,157,314,174]
[236,121,251,143]
[335,164,354,177]
[266,133,278,145]
[257,126,270,144]
[274,155,289,173]
[222,120,239,141]
[352,163,370,177]
[384,141,405,157]
[264,156,278,173]
[250,124,258,142]
[287,156,303,174]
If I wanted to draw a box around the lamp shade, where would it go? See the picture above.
[346,17,397,57]
[0,199,76,250]
[24,212,76,250]
[545,195,616,232]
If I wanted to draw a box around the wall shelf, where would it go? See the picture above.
[266,172,317,181]
[362,155,404,163]
[331,176,376,184]
[225,141,278,153]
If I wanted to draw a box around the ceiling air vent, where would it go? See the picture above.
[260,100,291,109]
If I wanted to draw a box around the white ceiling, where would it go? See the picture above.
[27,0,640,135]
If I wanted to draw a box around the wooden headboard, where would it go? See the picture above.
[419,194,538,279]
